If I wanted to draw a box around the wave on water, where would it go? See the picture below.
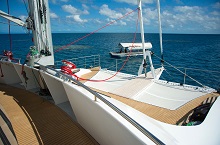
[0,33,219,90]
[53,44,92,51]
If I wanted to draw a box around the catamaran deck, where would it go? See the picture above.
[0,84,98,145]
[92,88,218,124]
[81,68,219,125]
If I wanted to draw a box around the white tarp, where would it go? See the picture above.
[119,43,152,50]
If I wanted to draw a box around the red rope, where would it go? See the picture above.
[72,12,140,82]
[55,7,138,53]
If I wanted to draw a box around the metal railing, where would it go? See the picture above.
[182,67,220,84]
[0,55,21,64]
[158,64,220,89]
[54,54,219,89]
[55,55,100,69]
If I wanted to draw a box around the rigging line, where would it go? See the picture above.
[164,68,173,78]
[153,53,205,87]
[6,0,12,51]
[54,7,138,53]
[73,13,140,82]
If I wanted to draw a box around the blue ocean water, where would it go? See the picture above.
[0,33,219,90]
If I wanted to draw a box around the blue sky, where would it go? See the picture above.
[0,0,220,34]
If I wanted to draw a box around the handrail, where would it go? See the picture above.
[0,55,21,64]
[157,64,220,74]
[55,55,219,88]
[55,55,100,69]
[36,62,164,145]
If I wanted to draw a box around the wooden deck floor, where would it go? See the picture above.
[79,67,100,83]
[81,68,219,125]
[0,84,99,145]
[92,88,219,124]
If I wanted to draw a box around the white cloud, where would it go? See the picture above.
[104,18,127,27]
[61,0,69,2]
[50,0,57,4]
[73,15,88,23]
[82,4,89,10]
[62,5,78,15]
[93,19,102,24]
[173,6,207,23]
[82,9,89,15]
[82,4,89,14]
[62,4,89,24]
[169,24,174,28]
[211,11,220,16]
[99,4,123,19]
[66,15,88,23]
[50,12,59,19]
[142,8,157,23]
[174,0,184,5]
[114,0,153,5]
[119,20,127,25]
[62,4,89,15]
[55,1,219,33]
[19,15,27,22]
[174,6,202,14]
[212,2,220,9]
[50,0,69,4]
[157,5,220,33]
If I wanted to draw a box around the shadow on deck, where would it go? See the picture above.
[0,83,99,145]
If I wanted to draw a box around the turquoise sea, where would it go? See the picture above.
[0,33,219,90]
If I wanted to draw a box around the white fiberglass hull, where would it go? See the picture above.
[40,70,69,105]
[1,60,220,145]
[0,61,21,84]
[109,52,143,58]
[62,81,157,145]
[13,63,41,90]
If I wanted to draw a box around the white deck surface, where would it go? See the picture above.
[85,68,208,110]
[112,76,153,98]
[134,82,207,110]
[84,70,135,92]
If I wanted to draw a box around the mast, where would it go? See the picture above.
[0,0,54,66]
[138,0,155,78]
[26,0,54,66]
[156,0,164,64]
